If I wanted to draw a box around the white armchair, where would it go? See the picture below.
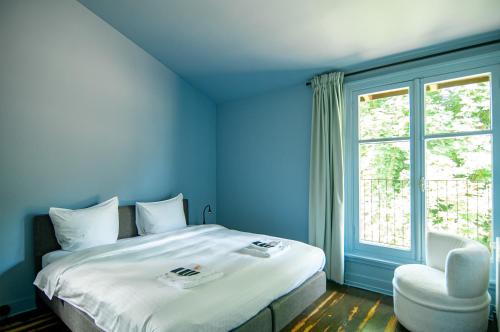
[393,231,491,332]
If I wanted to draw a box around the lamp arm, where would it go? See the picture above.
[202,204,212,225]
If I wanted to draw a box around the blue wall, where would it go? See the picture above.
[216,84,312,242]
[0,0,216,314]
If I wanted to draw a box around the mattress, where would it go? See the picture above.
[34,224,325,332]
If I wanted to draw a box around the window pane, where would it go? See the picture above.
[425,135,492,247]
[425,74,491,135]
[359,141,411,248]
[359,88,410,139]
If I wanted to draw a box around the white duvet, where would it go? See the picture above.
[34,224,325,332]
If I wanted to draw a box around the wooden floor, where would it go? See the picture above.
[284,282,407,332]
[0,309,69,332]
[0,282,497,331]
[284,282,498,332]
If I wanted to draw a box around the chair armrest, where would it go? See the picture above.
[446,245,490,298]
[426,231,465,271]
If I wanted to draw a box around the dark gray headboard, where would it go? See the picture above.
[33,199,188,273]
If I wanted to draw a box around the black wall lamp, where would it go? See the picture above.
[202,204,213,225]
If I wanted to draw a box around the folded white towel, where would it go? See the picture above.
[240,240,290,258]
[158,264,223,289]
[250,240,283,251]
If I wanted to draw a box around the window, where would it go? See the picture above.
[424,74,493,247]
[346,61,499,263]
[358,88,411,249]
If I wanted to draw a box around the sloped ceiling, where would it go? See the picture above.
[78,0,500,103]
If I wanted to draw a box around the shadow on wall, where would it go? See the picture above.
[0,196,100,316]
[0,214,39,316]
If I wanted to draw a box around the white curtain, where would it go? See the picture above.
[308,72,345,283]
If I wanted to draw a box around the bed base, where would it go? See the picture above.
[37,271,326,332]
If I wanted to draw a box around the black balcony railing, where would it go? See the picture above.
[359,179,492,248]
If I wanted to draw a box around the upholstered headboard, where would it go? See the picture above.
[33,199,188,273]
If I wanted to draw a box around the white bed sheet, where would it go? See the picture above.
[34,224,325,332]
[41,237,133,268]
[42,250,72,268]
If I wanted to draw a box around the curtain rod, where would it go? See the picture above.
[305,38,500,86]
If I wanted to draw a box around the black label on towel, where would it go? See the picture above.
[252,241,277,248]
[170,267,200,277]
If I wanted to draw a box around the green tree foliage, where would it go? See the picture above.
[372,145,409,193]
[360,79,492,247]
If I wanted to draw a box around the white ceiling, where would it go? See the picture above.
[78,0,500,103]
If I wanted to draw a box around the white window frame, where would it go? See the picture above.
[344,52,500,267]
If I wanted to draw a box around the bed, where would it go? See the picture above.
[33,199,326,332]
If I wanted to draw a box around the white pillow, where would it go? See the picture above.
[49,197,119,252]
[136,194,186,235]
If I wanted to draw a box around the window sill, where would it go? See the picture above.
[345,253,406,269]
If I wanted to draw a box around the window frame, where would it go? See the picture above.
[421,69,495,250]
[349,80,419,262]
[345,57,500,267]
